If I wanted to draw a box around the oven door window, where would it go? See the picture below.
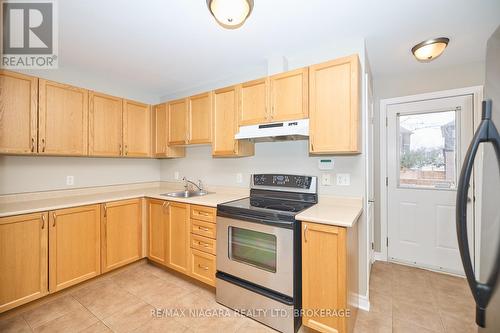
[229,227,277,273]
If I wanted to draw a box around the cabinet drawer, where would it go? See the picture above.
[190,234,216,255]
[190,249,215,286]
[190,205,216,223]
[191,219,216,239]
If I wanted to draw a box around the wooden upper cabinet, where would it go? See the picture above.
[89,92,123,157]
[213,86,254,157]
[38,79,89,156]
[239,78,269,125]
[188,92,212,144]
[0,71,38,155]
[123,100,151,157]
[49,205,100,292]
[101,199,142,273]
[168,98,189,145]
[309,55,360,154]
[152,103,185,158]
[147,199,168,266]
[0,212,48,313]
[302,222,348,333]
[269,67,309,122]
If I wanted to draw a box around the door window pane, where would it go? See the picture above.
[398,110,457,189]
[229,227,277,272]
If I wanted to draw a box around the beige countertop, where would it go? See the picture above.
[0,183,248,218]
[0,183,363,228]
[295,196,363,227]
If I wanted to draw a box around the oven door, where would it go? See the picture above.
[216,216,294,297]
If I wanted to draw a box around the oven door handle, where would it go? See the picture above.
[217,212,295,229]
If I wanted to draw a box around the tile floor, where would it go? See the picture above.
[354,261,476,333]
[0,260,475,333]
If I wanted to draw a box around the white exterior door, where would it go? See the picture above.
[387,95,474,274]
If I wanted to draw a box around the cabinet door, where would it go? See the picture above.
[0,212,48,313]
[302,222,347,333]
[309,55,360,154]
[239,78,269,125]
[38,79,89,155]
[168,98,188,145]
[269,67,309,122]
[0,70,38,155]
[123,100,151,157]
[188,92,212,144]
[147,199,168,266]
[101,199,142,273]
[89,92,123,156]
[213,86,254,157]
[152,103,185,158]
[167,202,190,274]
[49,205,100,292]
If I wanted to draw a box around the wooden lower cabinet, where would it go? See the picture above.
[190,249,216,286]
[147,199,168,265]
[166,202,190,274]
[0,212,48,313]
[49,205,101,292]
[101,199,142,273]
[302,221,358,333]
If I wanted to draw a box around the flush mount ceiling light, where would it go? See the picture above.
[411,37,450,62]
[206,0,254,29]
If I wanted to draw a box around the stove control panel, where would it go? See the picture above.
[252,174,314,190]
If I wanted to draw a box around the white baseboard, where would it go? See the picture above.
[373,252,386,262]
[357,294,370,311]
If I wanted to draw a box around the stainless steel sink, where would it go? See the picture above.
[161,190,210,198]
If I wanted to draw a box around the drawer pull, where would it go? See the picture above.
[198,241,210,248]
[198,226,209,232]
[198,264,209,271]
[197,211,210,216]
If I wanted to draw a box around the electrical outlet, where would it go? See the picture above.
[174,171,180,180]
[66,176,74,186]
[336,173,351,186]
[236,173,243,184]
[321,173,332,186]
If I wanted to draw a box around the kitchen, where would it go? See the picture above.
[0,1,499,333]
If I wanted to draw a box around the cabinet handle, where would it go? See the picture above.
[124,145,128,156]
[119,143,122,155]
[198,226,209,232]
[52,212,56,227]
[103,204,107,217]
[162,201,170,212]
[41,138,46,152]
[197,211,210,216]
[198,241,210,248]
[41,214,45,229]
[198,264,209,271]
[31,138,35,152]
[303,224,308,242]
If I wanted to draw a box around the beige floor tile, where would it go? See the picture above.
[73,279,143,320]
[22,295,83,328]
[235,316,277,333]
[102,301,154,333]
[33,306,98,333]
[392,299,444,332]
[0,315,32,333]
[138,278,193,309]
[109,268,165,296]
[353,309,392,333]
[132,317,189,333]
[80,321,113,333]
[393,319,441,333]
[440,311,477,333]
[369,289,393,315]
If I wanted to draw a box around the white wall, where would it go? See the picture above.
[372,61,485,251]
[0,156,160,195]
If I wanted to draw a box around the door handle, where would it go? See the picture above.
[103,204,107,217]
[52,212,57,227]
[31,138,35,152]
[41,138,46,152]
[41,214,45,229]
[303,224,308,242]
[456,100,500,328]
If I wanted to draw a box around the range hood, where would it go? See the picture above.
[235,119,309,142]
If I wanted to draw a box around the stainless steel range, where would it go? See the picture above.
[216,174,318,333]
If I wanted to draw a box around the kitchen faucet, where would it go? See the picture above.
[182,177,204,192]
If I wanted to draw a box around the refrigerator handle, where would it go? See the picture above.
[456,99,500,328]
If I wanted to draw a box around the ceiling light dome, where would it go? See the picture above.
[207,0,254,29]
[411,37,450,62]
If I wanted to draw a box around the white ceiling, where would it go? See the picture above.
[54,0,500,101]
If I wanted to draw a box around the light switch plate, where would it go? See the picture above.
[321,173,332,186]
[66,176,74,186]
[336,173,350,186]
[318,159,334,170]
